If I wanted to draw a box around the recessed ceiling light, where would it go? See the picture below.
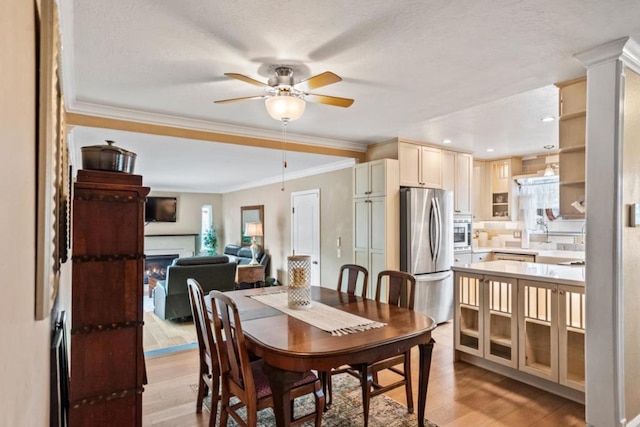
[541,116,555,122]
[442,139,452,144]
[486,148,495,153]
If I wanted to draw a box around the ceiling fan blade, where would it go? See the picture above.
[214,95,266,104]
[305,93,354,108]
[295,71,342,91]
[224,73,269,87]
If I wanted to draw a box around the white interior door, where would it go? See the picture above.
[291,189,321,286]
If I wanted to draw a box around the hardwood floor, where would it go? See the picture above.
[143,321,585,426]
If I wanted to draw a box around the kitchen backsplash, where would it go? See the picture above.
[473,219,586,251]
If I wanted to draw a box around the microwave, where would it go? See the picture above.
[453,216,472,252]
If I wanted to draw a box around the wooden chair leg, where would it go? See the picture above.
[209,374,219,426]
[219,384,230,427]
[314,381,325,427]
[360,364,372,427]
[196,375,206,413]
[320,371,332,411]
[403,351,414,413]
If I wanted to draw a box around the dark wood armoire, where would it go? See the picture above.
[69,170,149,426]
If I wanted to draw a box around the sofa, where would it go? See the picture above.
[153,255,237,320]
[223,244,271,276]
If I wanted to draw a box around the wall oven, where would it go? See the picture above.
[453,216,472,252]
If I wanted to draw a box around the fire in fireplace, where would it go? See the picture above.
[144,254,179,284]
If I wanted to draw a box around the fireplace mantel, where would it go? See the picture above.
[145,235,196,258]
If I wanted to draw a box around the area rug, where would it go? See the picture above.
[190,373,438,426]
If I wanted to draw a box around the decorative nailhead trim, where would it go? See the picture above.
[75,194,146,203]
[70,387,144,408]
[71,320,144,335]
[72,253,145,263]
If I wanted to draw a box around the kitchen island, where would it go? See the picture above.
[452,260,585,403]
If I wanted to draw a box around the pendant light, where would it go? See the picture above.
[543,145,555,176]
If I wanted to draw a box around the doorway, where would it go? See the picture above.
[291,189,321,286]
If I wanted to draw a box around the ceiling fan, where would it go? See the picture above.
[214,66,354,121]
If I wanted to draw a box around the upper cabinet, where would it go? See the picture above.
[398,142,442,188]
[488,158,521,220]
[472,160,489,220]
[443,150,473,215]
[353,159,389,198]
[556,77,586,219]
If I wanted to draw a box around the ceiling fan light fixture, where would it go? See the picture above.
[265,94,306,122]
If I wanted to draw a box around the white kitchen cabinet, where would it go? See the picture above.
[453,252,472,267]
[399,142,442,188]
[489,158,521,220]
[443,151,473,215]
[472,160,489,220]
[454,272,518,368]
[518,280,586,391]
[353,159,387,198]
[472,252,491,263]
[353,159,400,299]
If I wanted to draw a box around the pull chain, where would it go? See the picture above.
[281,119,289,191]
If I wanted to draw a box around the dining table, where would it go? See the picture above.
[206,286,437,427]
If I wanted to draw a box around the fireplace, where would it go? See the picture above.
[144,254,179,284]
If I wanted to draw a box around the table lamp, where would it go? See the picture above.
[244,222,263,265]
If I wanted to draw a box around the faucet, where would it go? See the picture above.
[537,218,549,242]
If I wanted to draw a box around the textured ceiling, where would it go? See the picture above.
[61,0,640,189]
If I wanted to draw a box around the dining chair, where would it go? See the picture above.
[321,264,370,409]
[336,263,369,297]
[337,270,417,426]
[368,270,417,413]
[186,279,220,426]
[209,290,324,427]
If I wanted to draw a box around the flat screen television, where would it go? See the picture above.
[145,197,177,222]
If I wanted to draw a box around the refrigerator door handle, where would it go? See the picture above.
[429,198,437,261]
[433,196,442,263]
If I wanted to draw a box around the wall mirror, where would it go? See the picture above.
[241,205,264,246]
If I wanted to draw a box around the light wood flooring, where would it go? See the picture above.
[143,321,585,426]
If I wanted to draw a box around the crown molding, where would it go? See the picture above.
[66,101,367,153]
[148,158,355,194]
[575,37,640,75]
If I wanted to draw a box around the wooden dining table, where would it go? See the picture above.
[206,286,437,427]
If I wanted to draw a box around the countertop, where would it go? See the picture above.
[452,260,585,287]
[472,247,585,260]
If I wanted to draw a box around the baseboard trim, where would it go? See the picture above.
[458,352,585,404]
[627,413,640,427]
[144,342,198,358]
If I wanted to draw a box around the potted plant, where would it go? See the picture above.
[202,227,218,255]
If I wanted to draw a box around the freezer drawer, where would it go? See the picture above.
[414,271,453,323]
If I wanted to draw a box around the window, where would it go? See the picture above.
[201,205,213,253]
[518,176,560,228]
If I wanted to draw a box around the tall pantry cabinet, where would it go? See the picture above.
[353,159,400,299]
[69,170,149,426]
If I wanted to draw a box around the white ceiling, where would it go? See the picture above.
[60,0,640,191]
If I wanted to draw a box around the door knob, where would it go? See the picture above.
[312,261,318,265]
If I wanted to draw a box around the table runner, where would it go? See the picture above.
[249,290,386,336]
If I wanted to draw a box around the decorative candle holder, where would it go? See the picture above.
[287,255,312,309]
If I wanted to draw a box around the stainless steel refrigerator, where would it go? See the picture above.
[400,187,454,323]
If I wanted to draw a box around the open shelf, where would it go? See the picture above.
[490,310,512,318]
[560,180,586,186]
[525,317,552,327]
[461,328,479,338]
[566,326,585,334]
[559,145,586,153]
[460,303,479,311]
[490,335,512,347]
[559,110,586,121]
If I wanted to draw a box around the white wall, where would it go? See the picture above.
[145,191,223,252]
[0,0,50,425]
[221,168,353,285]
